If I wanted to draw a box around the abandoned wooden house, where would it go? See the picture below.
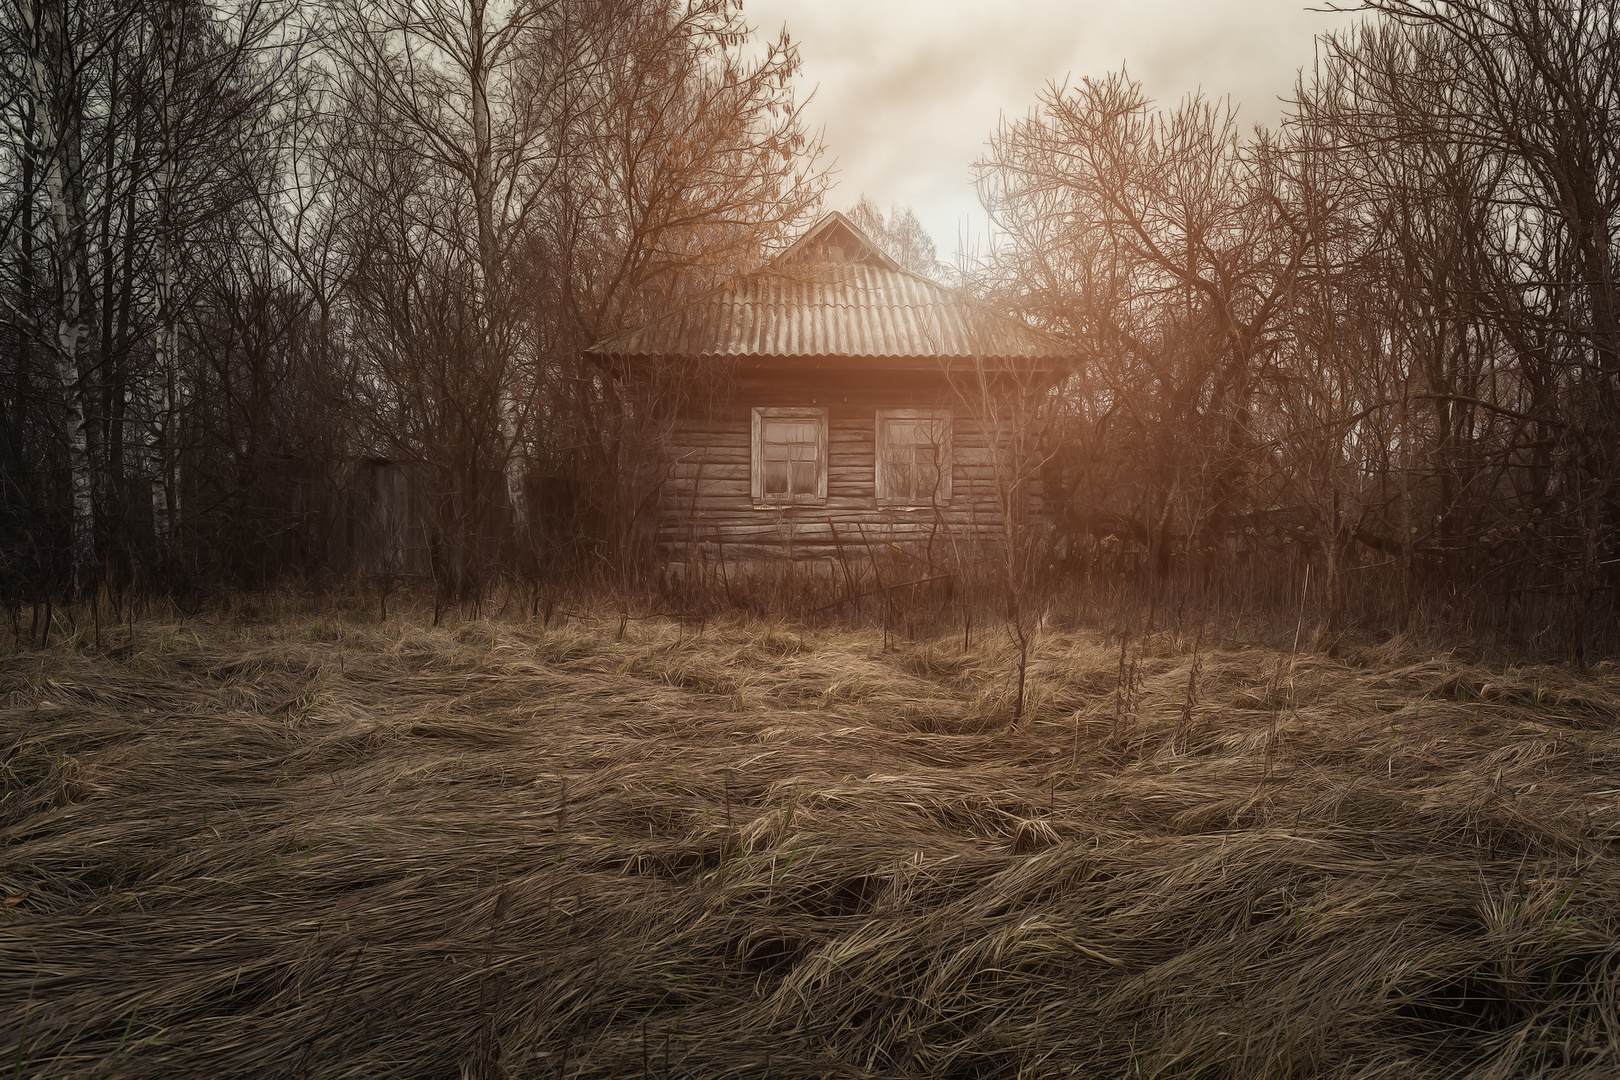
[588,211,1075,577]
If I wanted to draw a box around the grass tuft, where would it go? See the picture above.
[2,605,1619,1077]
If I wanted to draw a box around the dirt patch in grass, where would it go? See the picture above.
[3,611,1620,1077]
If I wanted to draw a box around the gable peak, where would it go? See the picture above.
[773,211,902,271]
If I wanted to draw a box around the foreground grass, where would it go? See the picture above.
[3,606,1620,1078]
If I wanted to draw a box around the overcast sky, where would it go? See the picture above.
[745,0,1368,261]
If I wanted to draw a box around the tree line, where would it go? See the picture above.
[977,0,1620,657]
[0,0,824,609]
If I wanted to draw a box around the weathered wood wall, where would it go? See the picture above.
[657,374,1043,570]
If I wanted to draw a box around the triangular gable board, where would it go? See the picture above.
[773,210,901,272]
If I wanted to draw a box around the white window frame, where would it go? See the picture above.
[751,407,828,508]
[875,408,953,508]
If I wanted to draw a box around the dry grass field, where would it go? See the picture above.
[4,599,1620,1078]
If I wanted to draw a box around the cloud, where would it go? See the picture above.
[746,0,1361,256]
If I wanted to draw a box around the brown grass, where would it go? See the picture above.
[3,601,1620,1078]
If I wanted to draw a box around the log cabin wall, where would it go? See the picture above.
[658,371,1043,571]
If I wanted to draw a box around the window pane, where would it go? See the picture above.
[895,420,941,448]
[764,420,817,446]
[790,460,816,495]
[879,412,949,503]
[915,468,937,501]
[764,460,789,494]
[883,445,903,492]
[756,409,824,503]
[898,467,919,502]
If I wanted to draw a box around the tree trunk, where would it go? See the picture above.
[151,0,181,559]
[22,0,96,597]
[1397,376,1414,631]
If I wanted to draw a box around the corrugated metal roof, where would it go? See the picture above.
[588,215,1072,363]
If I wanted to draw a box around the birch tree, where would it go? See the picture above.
[15,0,97,595]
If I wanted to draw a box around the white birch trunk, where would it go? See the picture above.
[21,0,95,596]
[150,0,181,552]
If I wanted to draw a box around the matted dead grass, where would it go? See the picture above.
[3,607,1620,1078]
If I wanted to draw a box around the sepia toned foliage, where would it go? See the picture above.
[0,0,825,613]
[976,0,1620,657]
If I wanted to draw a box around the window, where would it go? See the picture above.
[876,408,952,507]
[751,407,827,506]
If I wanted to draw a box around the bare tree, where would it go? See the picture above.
[952,350,1058,726]
[978,73,1307,614]
[11,0,105,596]
[323,0,596,603]
[847,194,944,278]
[524,0,826,581]
[1296,1,1620,651]
[320,0,825,605]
